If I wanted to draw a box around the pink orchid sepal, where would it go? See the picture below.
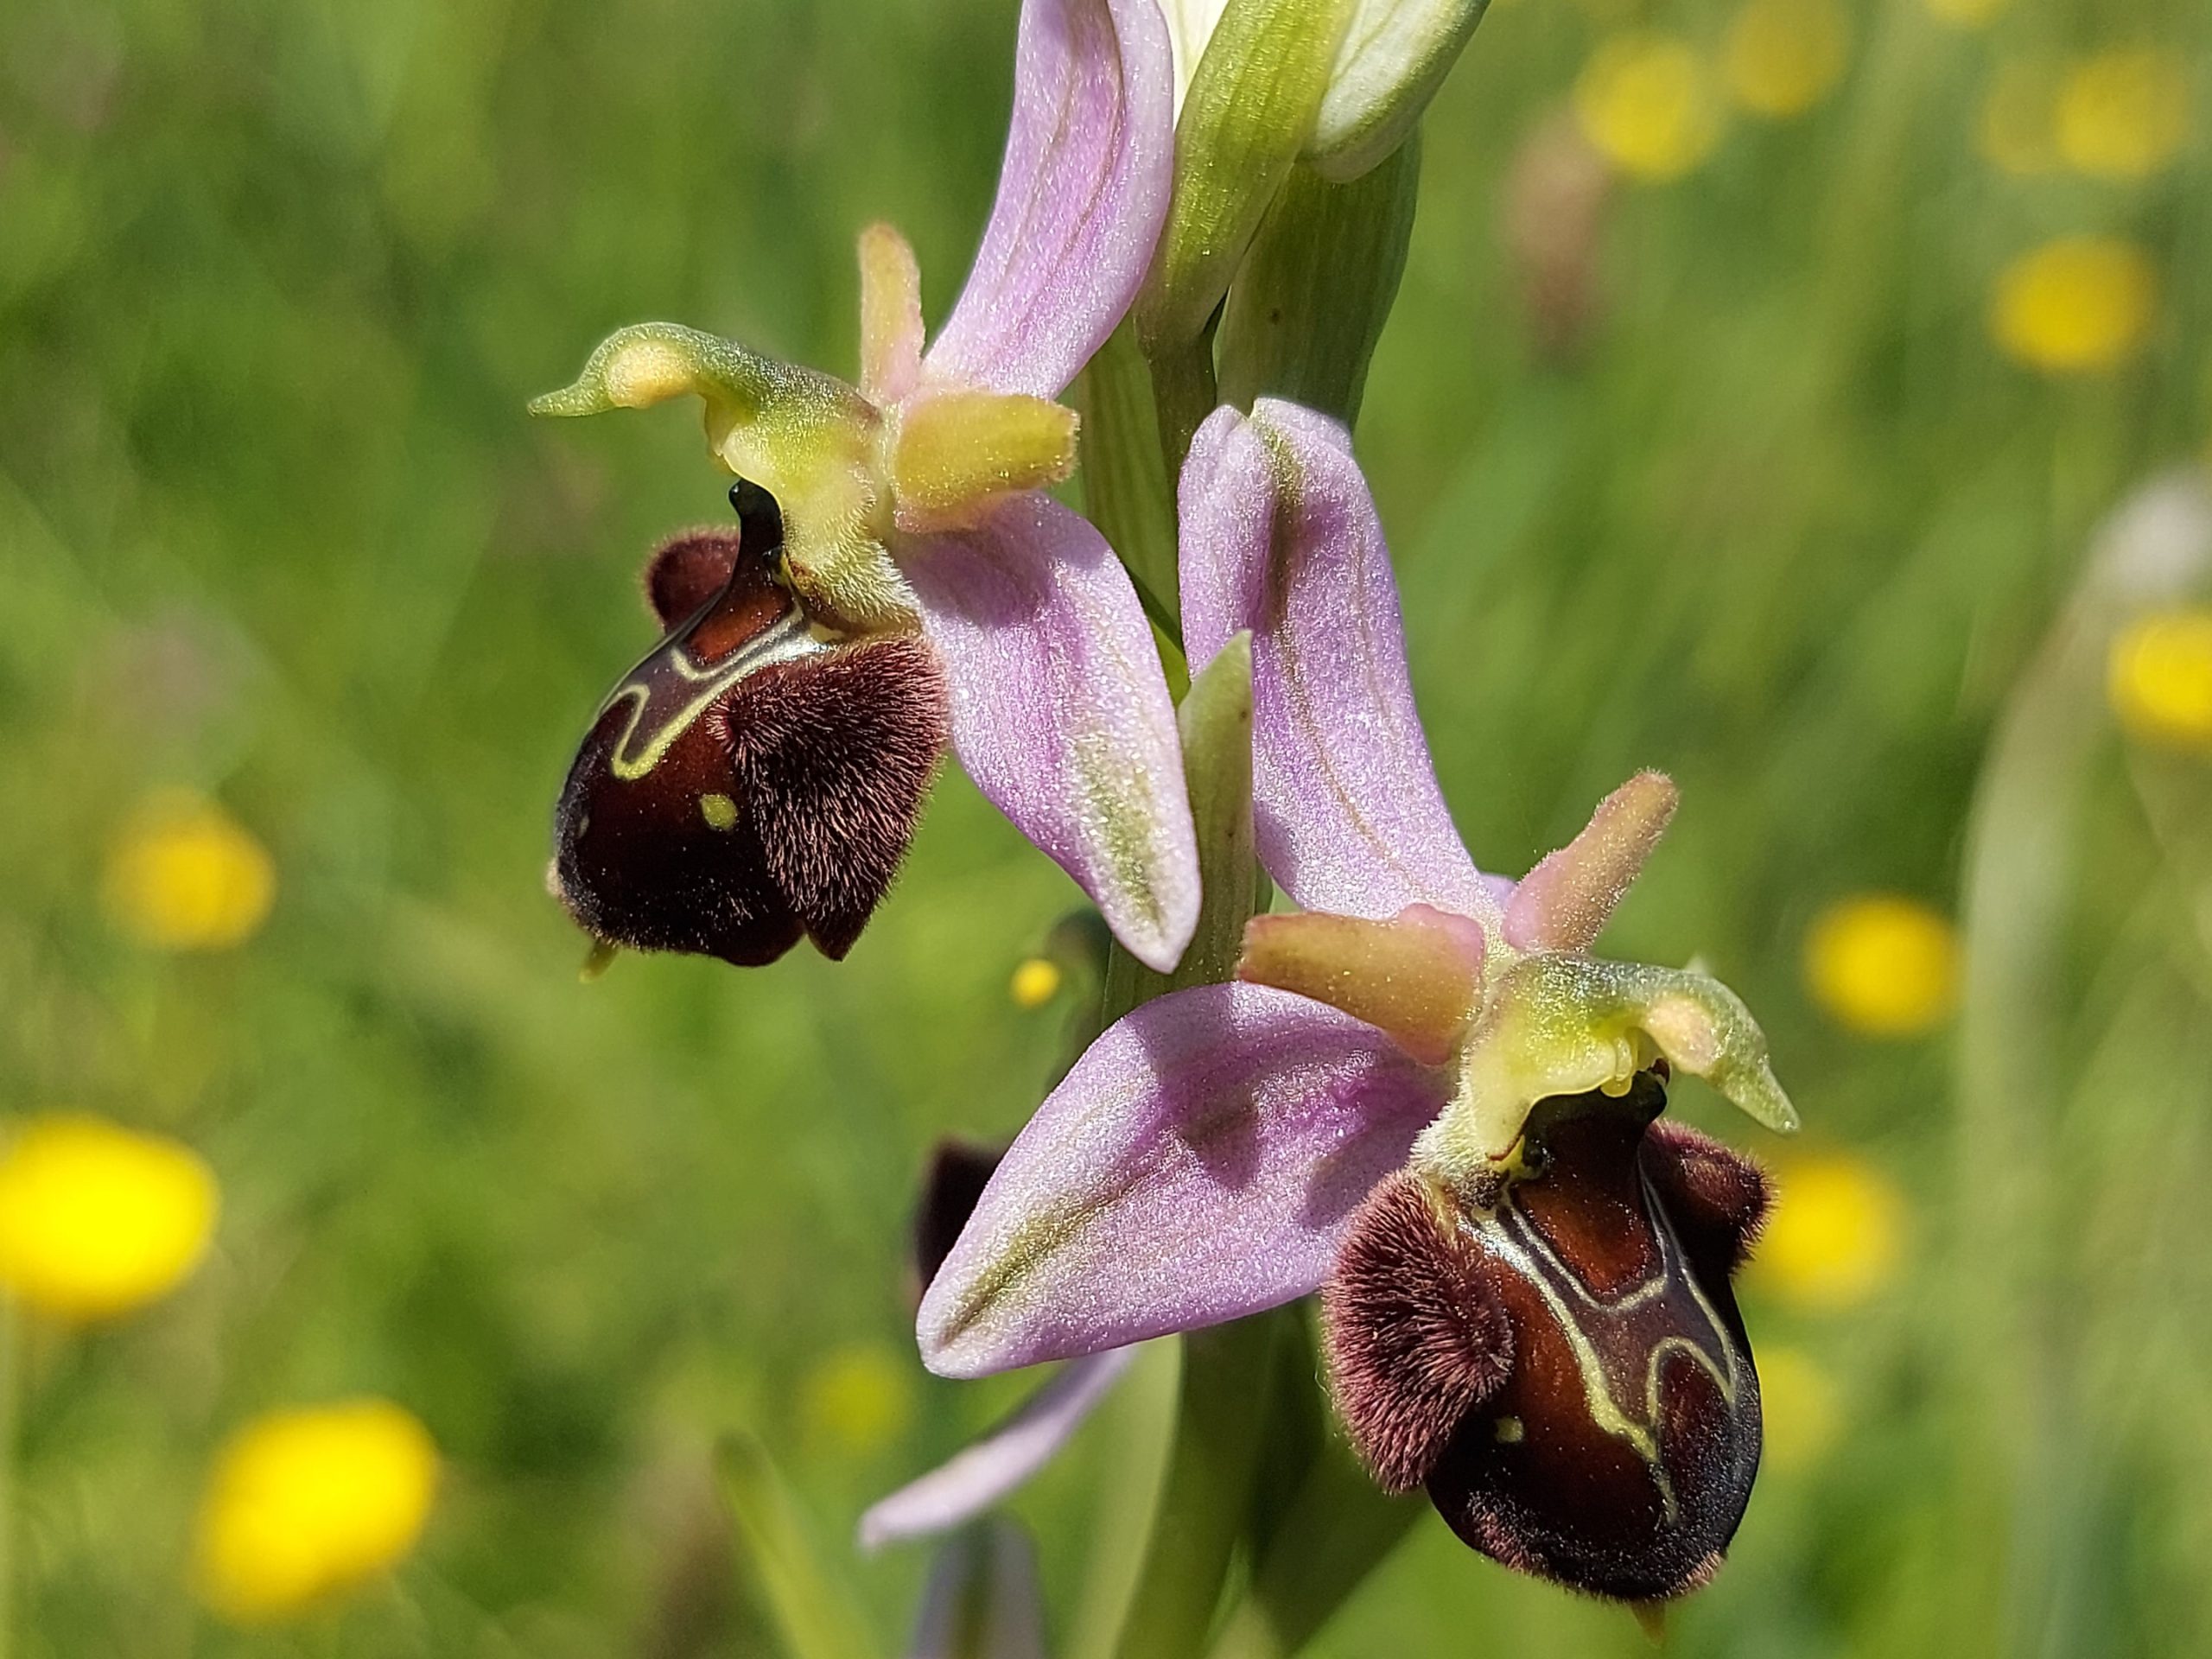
[914,397,1796,1602]
[533,0,1203,972]
[1185,398,1794,1162]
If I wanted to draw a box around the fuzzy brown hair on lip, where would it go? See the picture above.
[1324,1071,1771,1604]
[551,492,949,967]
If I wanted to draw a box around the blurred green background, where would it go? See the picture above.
[3,0,2211,1651]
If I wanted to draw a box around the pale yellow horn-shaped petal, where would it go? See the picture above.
[857,223,926,404]
[1503,770,1677,953]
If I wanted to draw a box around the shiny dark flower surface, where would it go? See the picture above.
[551,491,947,966]
[1326,1071,1770,1603]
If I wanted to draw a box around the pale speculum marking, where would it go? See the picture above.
[1465,1174,1741,1524]
[595,601,826,783]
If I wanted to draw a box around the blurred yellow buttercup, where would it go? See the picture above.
[1009,956,1064,1009]
[103,790,276,952]
[1804,893,1960,1036]
[0,1114,219,1322]
[194,1400,439,1624]
[1573,35,1724,182]
[2056,51,2190,181]
[2108,609,2212,751]
[1724,0,1848,120]
[799,1341,916,1457]
[1757,1344,1843,1471]
[1990,238,2157,375]
[1754,1152,1906,1312]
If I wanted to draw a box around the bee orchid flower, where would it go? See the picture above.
[912,399,1798,1602]
[537,0,1202,972]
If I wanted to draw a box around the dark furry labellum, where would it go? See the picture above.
[551,503,949,967]
[1325,1072,1770,1604]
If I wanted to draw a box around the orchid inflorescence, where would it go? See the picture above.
[533,0,1796,1638]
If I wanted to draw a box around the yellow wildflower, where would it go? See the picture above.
[1757,1344,1843,1471]
[1724,0,1848,120]
[1977,60,2061,178]
[2056,51,2190,181]
[1923,0,2011,29]
[103,790,276,952]
[0,1114,218,1322]
[1573,35,1725,182]
[798,1341,916,1457]
[1755,1152,1906,1312]
[1991,238,2157,374]
[2108,609,2212,751]
[1009,956,1064,1009]
[195,1400,439,1624]
[1804,893,1961,1036]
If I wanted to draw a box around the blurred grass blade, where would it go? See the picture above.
[0,1300,16,1659]
[1955,473,2212,1656]
[719,1431,879,1659]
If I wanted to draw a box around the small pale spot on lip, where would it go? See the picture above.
[700,792,740,831]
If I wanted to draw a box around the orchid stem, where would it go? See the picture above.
[1078,321,1183,641]
[1205,1430,1421,1659]
[1109,1310,1288,1659]
[1145,327,1220,491]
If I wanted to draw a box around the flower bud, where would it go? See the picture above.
[1306,0,1491,182]
[551,492,947,967]
[1326,1071,1770,1602]
[1140,0,1358,353]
